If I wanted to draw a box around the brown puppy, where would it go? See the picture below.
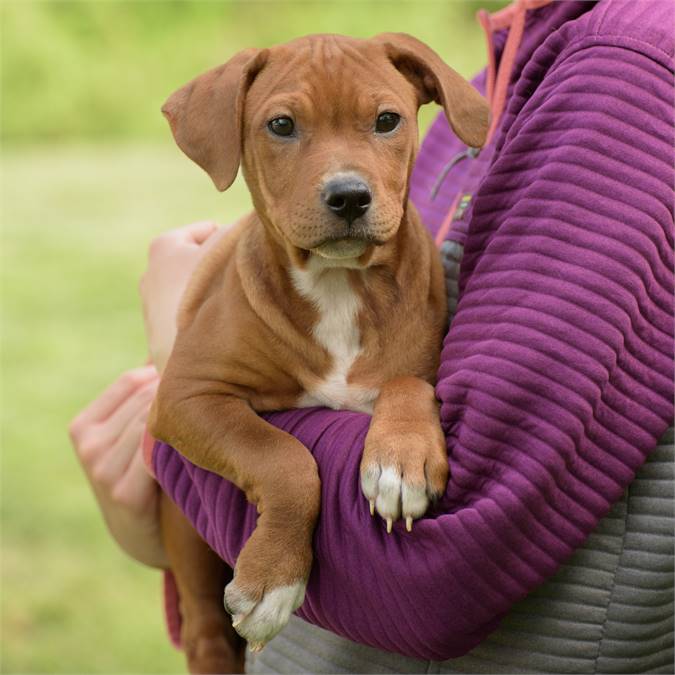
[150,33,488,672]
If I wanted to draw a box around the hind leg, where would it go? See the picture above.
[160,492,245,674]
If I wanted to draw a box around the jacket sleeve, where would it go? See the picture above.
[154,43,674,659]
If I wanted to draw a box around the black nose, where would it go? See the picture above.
[323,178,372,225]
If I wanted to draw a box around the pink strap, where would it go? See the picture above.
[477,0,553,145]
[434,0,553,245]
[489,0,551,30]
[434,193,462,247]
[477,10,497,106]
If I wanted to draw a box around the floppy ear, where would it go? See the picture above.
[373,32,489,148]
[161,48,268,191]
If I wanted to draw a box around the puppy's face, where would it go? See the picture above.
[163,34,488,265]
[241,37,418,257]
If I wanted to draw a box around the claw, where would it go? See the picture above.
[232,616,244,629]
[249,642,265,653]
[386,518,393,533]
[369,499,375,516]
[406,516,413,532]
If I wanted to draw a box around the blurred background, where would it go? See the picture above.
[1,2,500,672]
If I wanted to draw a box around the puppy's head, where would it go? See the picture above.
[162,34,488,265]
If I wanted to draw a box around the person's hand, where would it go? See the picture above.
[69,365,167,568]
[139,220,230,372]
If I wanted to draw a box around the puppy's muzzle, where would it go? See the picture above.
[323,176,372,226]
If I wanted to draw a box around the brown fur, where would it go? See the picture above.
[150,33,488,672]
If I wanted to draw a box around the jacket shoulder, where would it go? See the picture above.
[563,0,674,67]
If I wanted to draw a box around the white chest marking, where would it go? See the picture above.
[290,257,378,414]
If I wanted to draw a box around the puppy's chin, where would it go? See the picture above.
[311,238,369,260]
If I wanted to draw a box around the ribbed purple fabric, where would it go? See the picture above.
[153,0,674,659]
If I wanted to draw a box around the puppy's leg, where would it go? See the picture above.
[161,492,245,674]
[151,392,321,650]
[360,376,448,532]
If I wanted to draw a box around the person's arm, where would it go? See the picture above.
[69,365,166,568]
[140,220,221,371]
[150,42,673,659]
[70,221,230,567]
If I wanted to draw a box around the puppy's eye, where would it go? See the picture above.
[375,112,400,133]
[268,116,295,137]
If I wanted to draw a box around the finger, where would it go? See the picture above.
[92,379,158,450]
[113,442,158,513]
[92,404,150,489]
[70,366,157,437]
[198,218,244,257]
[180,220,219,245]
[200,227,229,255]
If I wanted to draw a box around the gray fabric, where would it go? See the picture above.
[439,240,462,322]
[246,241,674,674]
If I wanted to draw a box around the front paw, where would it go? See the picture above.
[360,423,448,532]
[223,529,312,651]
[224,577,306,652]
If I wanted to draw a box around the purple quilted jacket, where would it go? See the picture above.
[152,0,674,659]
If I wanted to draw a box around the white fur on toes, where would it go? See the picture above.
[375,466,402,525]
[360,463,430,533]
[225,579,307,650]
[401,481,429,522]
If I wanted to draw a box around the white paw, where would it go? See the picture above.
[360,464,430,532]
[224,579,306,651]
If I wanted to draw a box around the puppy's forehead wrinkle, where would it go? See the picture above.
[260,38,392,114]
[339,39,376,65]
[258,52,309,97]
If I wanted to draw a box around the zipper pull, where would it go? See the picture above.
[430,146,480,201]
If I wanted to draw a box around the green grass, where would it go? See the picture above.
[1,1,500,144]
[1,143,253,673]
[1,2,495,672]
